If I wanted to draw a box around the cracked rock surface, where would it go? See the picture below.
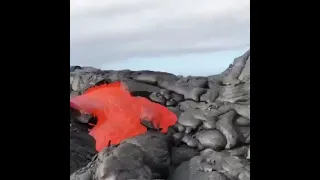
[70,50,250,180]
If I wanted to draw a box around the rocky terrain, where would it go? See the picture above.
[70,49,250,180]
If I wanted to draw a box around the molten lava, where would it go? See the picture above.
[70,82,177,151]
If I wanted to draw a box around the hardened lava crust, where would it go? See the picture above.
[70,50,250,180]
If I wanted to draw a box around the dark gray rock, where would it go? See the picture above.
[178,111,202,129]
[216,111,246,149]
[168,161,229,180]
[184,126,193,134]
[118,70,134,80]
[233,104,250,119]
[208,79,223,89]
[168,151,250,180]
[200,88,220,103]
[239,127,250,144]
[172,132,185,144]
[168,107,182,118]
[78,66,102,73]
[172,123,186,132]
[102,70,133,82]
[176,76,208,88]
[200,148,217,156]
[149,92,166,105]
[236,116,250,127]
[106,71,121,82]
[71,74,86,92]
[166,98,178,106]
[70,108,94,133]
[171,146,199,166]
[71,131,171,180]
[225,146,249,158]
[149,90,181,107]
[70,91,80,98]
[95,144,152,180]
[70,165,94,180]
[158,80,207,102]
[70,66,82,72]
[178,100,207,111]
[222,50,250,85]
[182,134,199,148]
[70,72,107,93]
[192,110,218,121]
[238,56,250,82]
[122,79,160,97]
[122,131,171,175]
[70,132,97,175]
[171,93,184,103]
[202,120,217,130]
[160,89,172,99]
[218,83,250,104]
[195,130,227,150]
[134,71,178,85]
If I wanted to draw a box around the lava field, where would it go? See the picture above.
[70,50,250,180]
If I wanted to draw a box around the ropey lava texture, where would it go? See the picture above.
[70,50,250,180]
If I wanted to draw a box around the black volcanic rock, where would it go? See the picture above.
[171,146,199,166]
[168,151,250,180]
[70,131,171,180]
[195,130,227,150]
[175,76,208,88]
[70,49,250,180]
[222,50,250,85]
[216,110,246,149]
[134,71,178,85]
[158,79,207,101]
[121,79,160,97]
[70,132,97,175]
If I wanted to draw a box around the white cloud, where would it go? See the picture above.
[70,0,250,68]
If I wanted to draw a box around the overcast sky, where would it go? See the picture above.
[70,0,250,76]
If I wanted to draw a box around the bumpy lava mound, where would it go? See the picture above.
[70,50,250,180]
